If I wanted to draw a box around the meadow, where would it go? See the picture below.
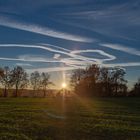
[0,97,140,140]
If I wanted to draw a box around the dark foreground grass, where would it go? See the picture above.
[0,97,140,140]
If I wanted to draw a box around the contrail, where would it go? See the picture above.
[0,43,140,73]
[101,43,140,56]
[0,44,114,64]
[0,16,93,43]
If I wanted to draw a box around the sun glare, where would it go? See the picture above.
[62,83,67,88]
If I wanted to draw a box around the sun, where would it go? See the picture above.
[62,82,67,88]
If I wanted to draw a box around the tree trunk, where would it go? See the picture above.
[15,85,18,97]
[43,87,46,97]
[115,84,118,95]
[3,86,7,97]
[33,88,36,97]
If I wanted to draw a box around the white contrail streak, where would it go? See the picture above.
[0,56,60,63]
[26,66,81,73]
[0,43,140,73]
[103,62,140,67]
[71,49,116,62]
[0,16,93,42]
[0,44,113,64]
[101,43,140,56]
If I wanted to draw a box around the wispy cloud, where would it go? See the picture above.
[61,2,140,25]
[26,66,79,73]
[101,43,140,56]
[53,54,61,59]
[103,62,140,67]
[18,54,60,63]
[71,49,116,62]
[16,63,32,67]
[0,16,93,42]
[56,2,140,41]
[41,43,70,52]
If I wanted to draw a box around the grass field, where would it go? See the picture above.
[0,97,140,140]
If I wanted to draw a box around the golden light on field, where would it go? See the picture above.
[62,82,67,88]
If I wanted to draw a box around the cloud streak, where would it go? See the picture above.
[103,62,140,67]
[56,2,140,42]
[26,66,79,73]
[71,49,116,62]
[101,43,140,56]
[0,16,93,42]
[16,63,32,67]
[18,54,60,63]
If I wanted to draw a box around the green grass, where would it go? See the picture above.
[0,97,140,140]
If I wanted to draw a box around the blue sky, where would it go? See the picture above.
[0,0,140,89]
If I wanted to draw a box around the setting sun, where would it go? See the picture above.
[62,83,67,88]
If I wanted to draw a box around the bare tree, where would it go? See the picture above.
[40,72,53,97]
[131,78,140,96]
[11,66,28,97]
[85,65,100,94]
[30,71,41,96]
[100,67,127,96]
[0,67,12,97]
[70,68,85,89]
[100,67,110,95]
[111,67,127,95]
[86,65,100,83]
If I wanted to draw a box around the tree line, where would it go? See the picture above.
[0,65,139,97]
[0,66,52,97]
[70,64,140,97]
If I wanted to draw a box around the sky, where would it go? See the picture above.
[0,0,140,89]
